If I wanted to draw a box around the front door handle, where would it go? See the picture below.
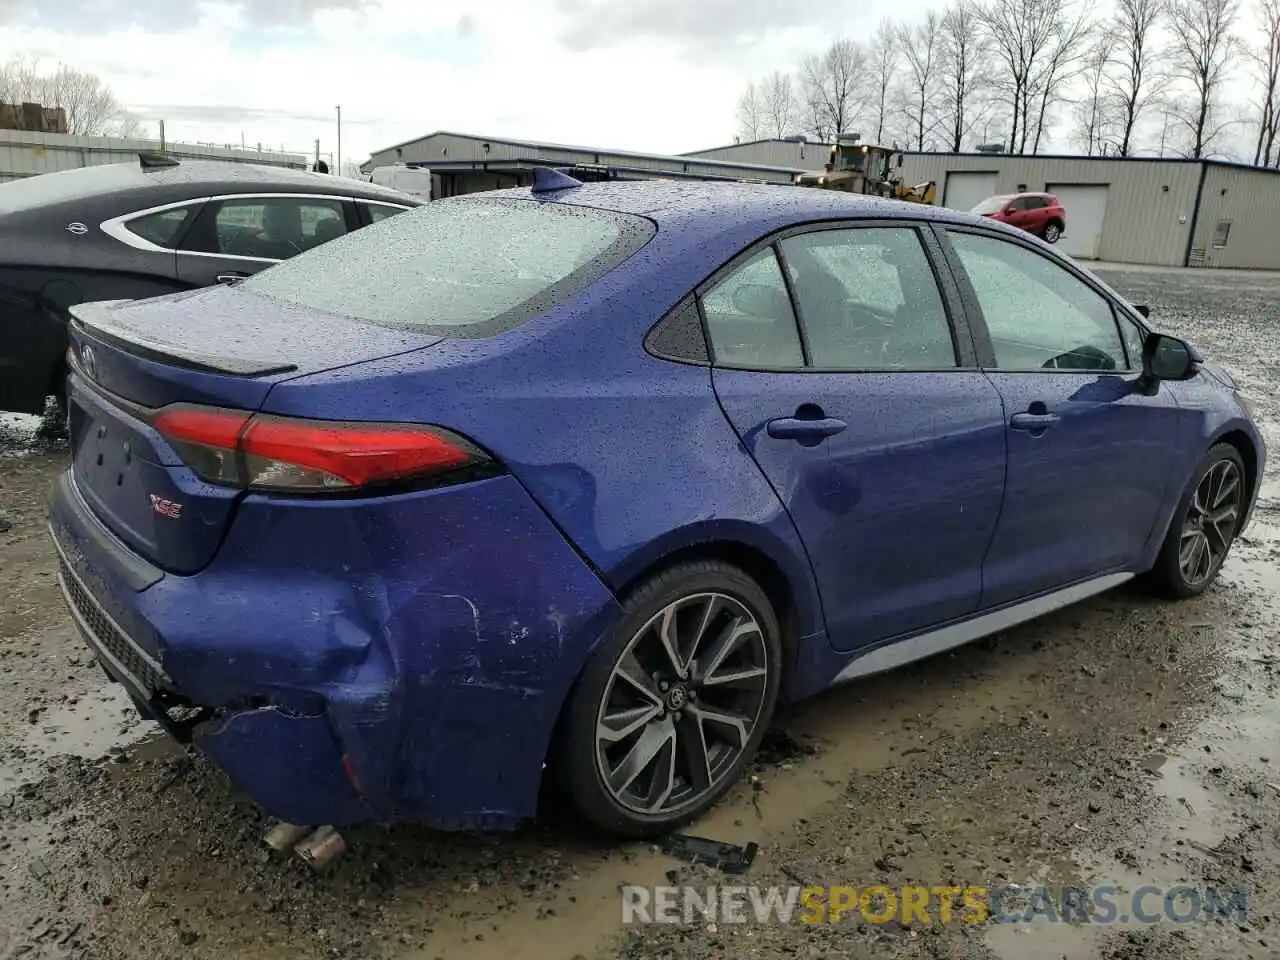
[1010,412,1060,432]
[767,416,848,441]
[215,272,249,285]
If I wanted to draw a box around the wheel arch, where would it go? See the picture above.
[1213,428,1262,527]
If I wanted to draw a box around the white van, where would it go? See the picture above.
[368,164,432,200]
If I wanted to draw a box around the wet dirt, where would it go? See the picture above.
[0,267,1277,960]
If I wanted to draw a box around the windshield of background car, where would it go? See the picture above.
[970,195,1012,215]
[241,197,656,337]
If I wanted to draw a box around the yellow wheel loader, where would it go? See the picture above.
[794,135,936,205]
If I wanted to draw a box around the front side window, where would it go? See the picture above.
[780,227,956,369]
[126,206,194,248]
[948,231,1127,371]
[701,248,804,369]
[183,197,347,260]
[243,197,653,335]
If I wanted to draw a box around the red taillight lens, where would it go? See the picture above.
[152,405,490,494]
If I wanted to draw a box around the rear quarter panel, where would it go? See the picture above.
[258,214,829,678]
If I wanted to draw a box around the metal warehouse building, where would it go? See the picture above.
[687,138,1280,270]
[362,130,804,197]
[897,153,1280,269]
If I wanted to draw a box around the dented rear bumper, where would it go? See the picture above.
[50,469,623,831]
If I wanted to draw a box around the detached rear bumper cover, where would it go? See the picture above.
[49,471,623,831]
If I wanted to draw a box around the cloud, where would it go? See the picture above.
[10,0,377,31]
[554,0,856,53]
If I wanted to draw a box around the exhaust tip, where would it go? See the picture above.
[264,821,312,853]
[293,826,346,870]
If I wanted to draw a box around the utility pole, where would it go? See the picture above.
[158,119,166,151]
[315,138,320,168]
[335,105,342,177]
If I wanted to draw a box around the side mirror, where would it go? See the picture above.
[732,283,791,321]
[1004,205,1017,215]
[1134,304,1150,318]
[1140,332,1199,392]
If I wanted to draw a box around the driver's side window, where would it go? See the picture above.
[949,231,1127,371]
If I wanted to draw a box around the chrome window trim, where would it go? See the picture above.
[99,192,363,263]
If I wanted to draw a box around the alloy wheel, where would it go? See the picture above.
[1179,458,1243,587]
[594,592,771,816]
[1044,224,1061,242]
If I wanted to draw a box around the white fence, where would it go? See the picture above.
[0,129,308,182]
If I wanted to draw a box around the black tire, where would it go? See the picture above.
[1042,221,1063,244]
[1148,443,1248,599]
[556,559,783,838]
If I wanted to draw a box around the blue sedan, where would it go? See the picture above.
[49,171,1265,838]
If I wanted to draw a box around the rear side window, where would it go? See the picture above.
[242,198,654,336]
[126,206,194,248]
[184,197,348,260]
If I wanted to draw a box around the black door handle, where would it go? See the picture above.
[767,416,848,441]
[1010,412,1060,432]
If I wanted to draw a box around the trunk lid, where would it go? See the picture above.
[67,287,443,574]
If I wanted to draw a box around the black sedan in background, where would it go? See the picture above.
[0,154,419,420]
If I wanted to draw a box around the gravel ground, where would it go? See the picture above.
[1,266,1278,960]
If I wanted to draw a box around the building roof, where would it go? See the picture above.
[367,130,806,175]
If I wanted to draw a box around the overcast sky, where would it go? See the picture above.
[0,0,1268,166]
[0,0,901,164]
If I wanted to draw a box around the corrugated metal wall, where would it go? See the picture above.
[683,140,818,169]
[898,154,1203,267]
[0,129,306,182]
[366,132,801,183]
[1188,165,1280,269]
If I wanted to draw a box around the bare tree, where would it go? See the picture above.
[1108,0,1165,156]
[0,57,127,135]
[760,71,797,138]
[800,39,867,140]
[897,11,944,149]
[981,0,1063,153]
[1028,1,1094,153]
[1167,0,1240,157]
[735,81,765,142]
[1074,34,1119,154]
[45,64,121,135]
[1250,0,1280,165]
[938,0,988,150]
[868,20,900,143]
[110,112,149,140]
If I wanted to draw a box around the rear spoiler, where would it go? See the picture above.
[68,299,298,377]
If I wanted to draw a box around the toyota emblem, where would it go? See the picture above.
[80,344,97,379]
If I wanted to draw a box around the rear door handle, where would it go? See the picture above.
[767,416,848,441]
[1010,412,1060,432]
[215,272,249,285]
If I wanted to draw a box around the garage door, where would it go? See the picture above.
[1047,184,1109,260]
[943,172,998,212]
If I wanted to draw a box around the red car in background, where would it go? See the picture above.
[971,192,1066,244]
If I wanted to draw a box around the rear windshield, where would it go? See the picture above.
[970,195,1012,215]
[242,197,655,336]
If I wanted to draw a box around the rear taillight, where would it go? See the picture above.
[152,404,491,494]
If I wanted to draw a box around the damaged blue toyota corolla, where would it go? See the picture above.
[49,171,1265,838]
